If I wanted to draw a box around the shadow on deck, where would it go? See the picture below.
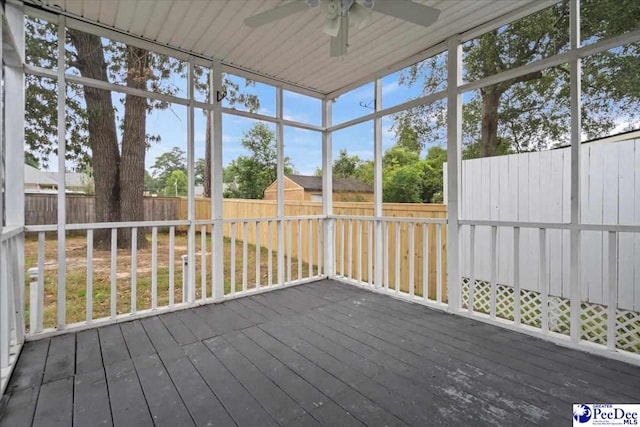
[1,280,639,426]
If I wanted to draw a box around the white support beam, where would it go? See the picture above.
[0,14,4,363]
[446,35,462,312]
[322,99,334,277]
[186,59,196,303]
[2,2,23,67]
[211,60,225,301]
[276,87,285,285]
[54,15,66,328]
[569,0,582,344]
[374,78,383,288]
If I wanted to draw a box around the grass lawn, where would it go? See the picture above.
[24,232,312,329]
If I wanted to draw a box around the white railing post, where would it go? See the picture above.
[513,226,521,325]
[322,98,334,276]
[0,242,9,370]
[277,86,286,285]
[540,228,549,333]
[606,231,617,351]
[36,232,45,331]
[28,268,38,332]
[446,34,462,311]
[211,59,225,301]
[187,58,196,304]
[468,225,475,311]
[569,0,582,344]
[181,254,189,303]
[374,78,384,288]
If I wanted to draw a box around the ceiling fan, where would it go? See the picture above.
[244,0,441,57]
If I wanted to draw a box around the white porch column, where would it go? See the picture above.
[446,35,462,312]
[211,60,225,301]
[186,58,196,303]
[569,0,582,344]
[4,2,25,227]
[322,99,334,276]
[276,87,285,284]
[0,10,3,231]
[4,1,26,341]
[373,79,383,287]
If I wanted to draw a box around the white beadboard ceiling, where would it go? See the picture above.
[34,0,540,95]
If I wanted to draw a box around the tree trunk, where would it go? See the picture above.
[204,111,212,198]
[479,86,502,157]
[67,30,121,250]
[119,46,150,249]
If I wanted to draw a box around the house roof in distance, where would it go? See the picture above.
[287,174,372,193]
[24,165,58,186]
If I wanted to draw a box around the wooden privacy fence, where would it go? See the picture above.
[181,198,448,297]
[25,194,447,297]
[25,194,180,224]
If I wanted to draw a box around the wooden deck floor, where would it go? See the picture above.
[1,280,639,426]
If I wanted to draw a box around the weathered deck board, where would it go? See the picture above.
[2,279,640,427]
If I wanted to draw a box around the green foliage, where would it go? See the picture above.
[394,0,640,156]
[383,146,420,170]
[332,150,364,178]
[164,170,188,197]
[25,153,40,168]
[144,170,161,195]
[224,123,293,199]
[383,164,424,203]
[462,139,512,160]
[151,147,187,183]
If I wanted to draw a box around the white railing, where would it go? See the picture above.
[19,214,640,364]
[332,215,447,308]
[458,220,640,362]
[0,226,25,395]
[23,216,325,338]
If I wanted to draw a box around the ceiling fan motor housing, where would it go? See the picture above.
[326,0,339,17]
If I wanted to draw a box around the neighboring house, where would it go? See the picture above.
[24,165,58,193]
[44,171,94,194]
[263,174,373,202]
[24,165,95,194]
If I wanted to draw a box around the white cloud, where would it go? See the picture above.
[382,81,400,95]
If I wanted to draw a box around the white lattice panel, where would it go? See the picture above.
[496,285,514,321]
[459,278,640,354]
[580,303,607,345]
[473,281,492,314]
[520,290,541,328]
[548,296,571,336]
[616,309,640,353]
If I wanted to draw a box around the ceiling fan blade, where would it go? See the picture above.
[371,0,440,27]
[349,3,372,30]
[330,15,348,57]
[244,1,311,28]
